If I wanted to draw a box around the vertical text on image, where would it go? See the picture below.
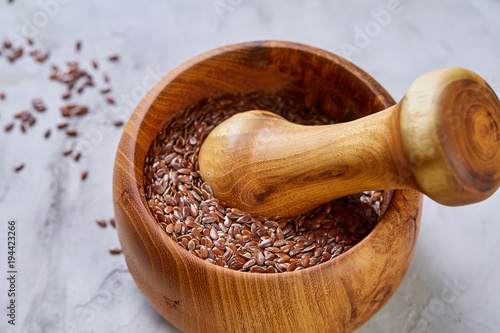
[6,220,17,326]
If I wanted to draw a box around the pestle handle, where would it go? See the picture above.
[199,68,500,217]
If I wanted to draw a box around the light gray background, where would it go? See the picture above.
[1,1,499,332]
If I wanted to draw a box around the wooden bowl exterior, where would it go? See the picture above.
[113,41,423,333]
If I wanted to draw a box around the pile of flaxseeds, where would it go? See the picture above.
[1,18,123,254]
[144,92,382,273]
[1,35,122,179]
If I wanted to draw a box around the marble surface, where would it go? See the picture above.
[1,0,499,332]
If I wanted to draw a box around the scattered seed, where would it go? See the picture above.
[66,128,77,137]
[81,168,88,180]
[108,53,119,61]
[73,152,82,162]
[44,128,51,138]
[100,84,111,94]
[113,120,124,127]
[3,38,12,48]
[14,162,24,172]
[109,247,122,255]
[109,218,116,228]
[32,98,47,112]
[75,40,82,51]
[62,90,71,99]
[105,94,115,104]
[96,219,107,228]
[62,148,73,156]
[7,47,23,62]
[74,105,89,116]
[4,122,14,132]
[29,49,49,63]
[0,90,5,99]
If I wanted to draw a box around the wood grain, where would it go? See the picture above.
[113,41,422,332]
[400,68,500,206]
[199,107,407,217]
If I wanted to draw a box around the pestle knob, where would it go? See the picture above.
[199,68,500,217]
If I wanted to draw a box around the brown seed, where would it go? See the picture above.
[96,219,107,228]
[267,246,281,253]
[75,40,82,51]
[209,227,218,240]
[14,110,30,119]
[156,212,166,222]
[44,128,51,138]
[243,258,256,269]
[229,261,244,270]
[300,255,310,267]
[7,47,23,62]
[105,95,115,104]
[31,49,49,63]
[62,90,71,99]
[199,246,208,259]
[108,53,119,61]
[231,208,244,215]
[26,37,34,45]
[73,152,82,162]
[81,169,88,180]
[273,239,286,247]
[66,128,77,137]
[3,38,12,48]
[0,90,5,99]
[287,262,297,272]
[221,249,232,262]
[178,168,191,175]
[302,244,317,253]
[255,252,265,265]
[13,163,24,172]
[62,148,73,156]
[109,247,122,255]
[174,222,182,234]
[113,120,124,127]
[109,218,116,228]
[251,266,267,273]
[100,84,111,94]
[57,122,69,129]
[214,239,226,250]
[74,106,89,116]
[4,122,14,132]
[183,217,196,227]
[60,108,71,118]
[259,238,273,248]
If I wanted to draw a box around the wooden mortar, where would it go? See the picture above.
[113,41,422,332]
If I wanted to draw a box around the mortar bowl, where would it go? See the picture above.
[113,41,422,332]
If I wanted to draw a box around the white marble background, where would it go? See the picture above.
[0,0,499,332]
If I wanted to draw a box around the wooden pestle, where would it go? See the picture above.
[199,68,500,217]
